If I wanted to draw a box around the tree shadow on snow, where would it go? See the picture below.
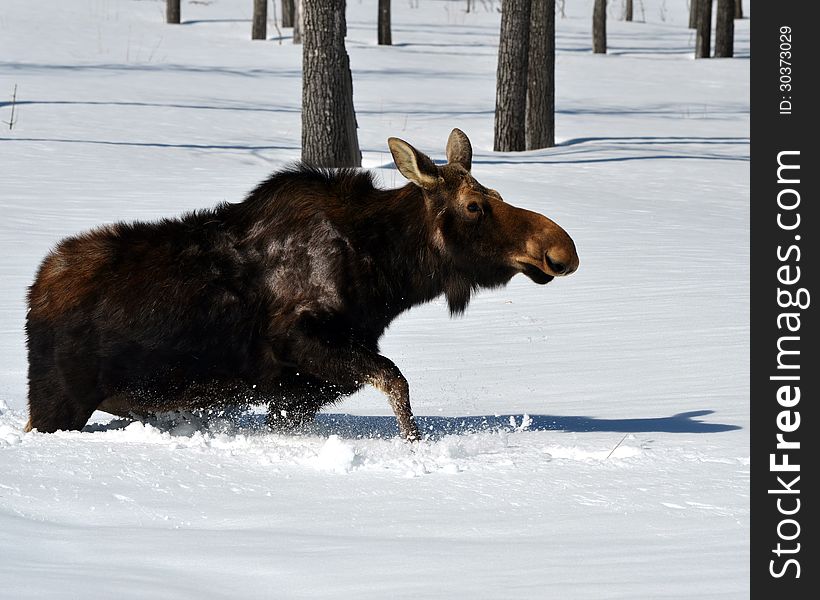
[84,409,740,441]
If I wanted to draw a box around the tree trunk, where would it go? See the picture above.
[592,0,606,54]
[252,0,268,40]
[378,0,392,45]
[526,0,555,150]
[688,0,697,29]
[166,0,180,24]
[714,0,733,57]
[301,0,361,167]
[282,0,295,27]
[624,0,633,22]
[293,0,303,44]
[734,0,742,19]
[494,0,531,152]
[695,0,712,58]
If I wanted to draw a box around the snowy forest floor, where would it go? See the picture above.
[1,1,749,598]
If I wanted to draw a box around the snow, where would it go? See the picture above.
[1,0,749,598]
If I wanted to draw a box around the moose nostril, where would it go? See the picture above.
[545,254,568,275]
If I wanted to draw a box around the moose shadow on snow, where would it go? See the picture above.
[84,409,740,441]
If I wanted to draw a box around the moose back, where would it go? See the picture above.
[25,129,578,440]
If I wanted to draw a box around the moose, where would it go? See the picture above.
[25,129,578,440]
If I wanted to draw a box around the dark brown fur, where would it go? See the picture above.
[25,130,578,439]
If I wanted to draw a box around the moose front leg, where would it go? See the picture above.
[290,339,421,441]
[364,360,419,441]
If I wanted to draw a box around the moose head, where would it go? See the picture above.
[388,129,579,297]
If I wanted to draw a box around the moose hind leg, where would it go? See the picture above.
[266,402,318,431]
[27,366,101,433]
[263,377,333,431]
[27,337,103,433]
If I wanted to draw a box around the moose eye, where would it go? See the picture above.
[467,202,481,213]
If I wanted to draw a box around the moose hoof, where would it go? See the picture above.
[401,425,421,442]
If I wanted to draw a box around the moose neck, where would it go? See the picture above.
[232,167,480,342]
[355,182,473,320]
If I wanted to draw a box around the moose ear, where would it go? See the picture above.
[388,137,442,189]
[445,128,472,172]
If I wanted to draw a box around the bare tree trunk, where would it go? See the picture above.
[714,0,733,57]
[494,0,531,152]
[293,0,303,44]
[624,0,633,21]
[592,0,606,54]
[378,0,392,45]
[734,0,742,19]
[695,0,712,58]
[252,0,268,40]
[166,0,180,24]
[526,0,555,150]
[282,0,295,27]
[688,0,698,28]
[301,0,361,167]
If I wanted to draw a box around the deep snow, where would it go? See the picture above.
[1,1,749,598]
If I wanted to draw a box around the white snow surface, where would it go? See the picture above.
[1,1,749,598]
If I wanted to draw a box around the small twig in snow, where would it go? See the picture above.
[606,433,629,460]
[272,0,283,45]
[147,36,164,62]
[3,84,18,130]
